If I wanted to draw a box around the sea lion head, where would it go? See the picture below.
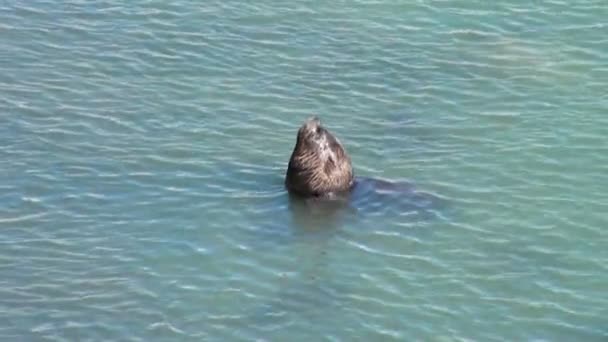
[285,116,354,197]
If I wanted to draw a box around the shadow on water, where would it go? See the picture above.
[246,175,450,248]
[282,176,451,242]
[232,195,352,333]
[227,176,451,334]
[288,193,355,236]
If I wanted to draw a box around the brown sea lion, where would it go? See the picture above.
[285,116,354,198]
[285,116,446,218]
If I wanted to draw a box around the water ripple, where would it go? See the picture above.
[1,0,607,340]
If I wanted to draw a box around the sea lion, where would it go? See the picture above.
[285,116,354,198]
[285,116,446,217]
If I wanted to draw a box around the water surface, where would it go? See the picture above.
[1,0,607,340]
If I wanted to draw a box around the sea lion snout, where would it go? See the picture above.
[303,116,321,133]
[307,116,320,125]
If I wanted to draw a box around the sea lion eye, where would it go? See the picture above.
[315,127,322,134]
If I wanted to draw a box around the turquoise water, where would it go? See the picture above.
[2,0,607,340]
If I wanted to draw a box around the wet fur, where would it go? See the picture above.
[285,117,354,198]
